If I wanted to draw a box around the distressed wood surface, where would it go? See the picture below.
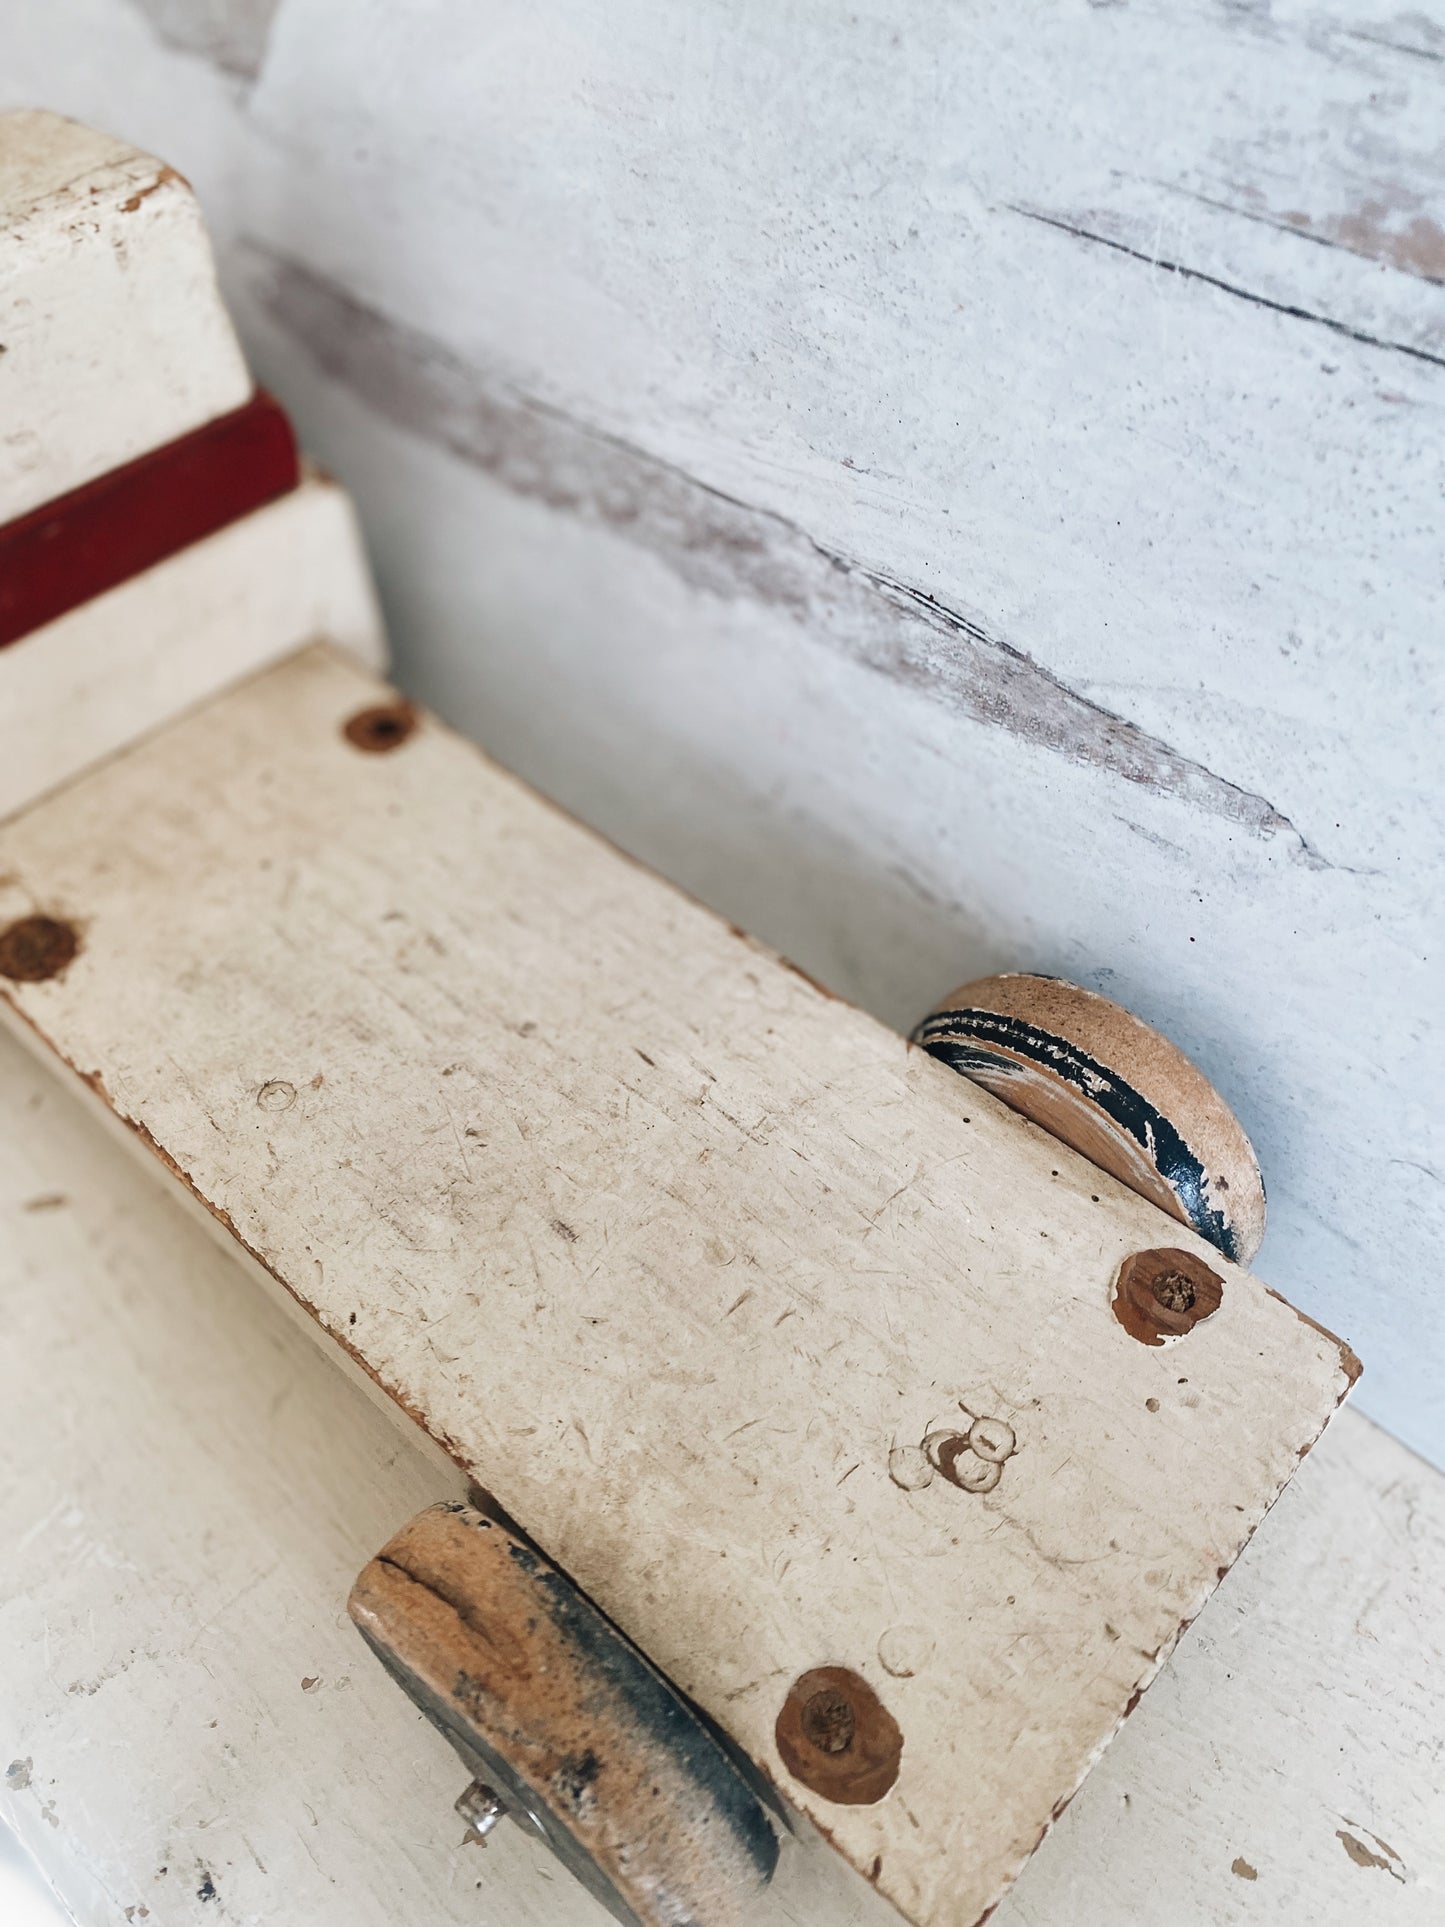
[0,472,384,822]
[351,1503,782,1927]
[0,112,384,825]
[0,110,250,521]
[0,1025,1440,1926]
[0,648,1358,1927]
[913,974,1268,1265]
[9,0,1430,1466]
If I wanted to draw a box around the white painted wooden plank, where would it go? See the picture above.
[0,648,1358,1927]
[0,471,385,823]
[992,1417,1445,1926]
[0,1025,888,1927]
[0,110,251,519]
[0,1025,1438,1927]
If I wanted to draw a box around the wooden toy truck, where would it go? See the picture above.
[0,112,1359,1927]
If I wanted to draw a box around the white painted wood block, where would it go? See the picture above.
[0,648,1359,1927]
[0,1026,1438,1926]
[0,106,385,819]
[0,109,251,519]
[0,471,385,822]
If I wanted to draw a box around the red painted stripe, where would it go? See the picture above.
[0,391,300,650]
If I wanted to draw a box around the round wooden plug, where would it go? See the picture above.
[349,1502,779,1927]
[912,973,1265,1263]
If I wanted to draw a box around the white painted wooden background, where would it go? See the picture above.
[1,1,1441,1479]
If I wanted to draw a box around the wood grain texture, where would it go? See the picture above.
[351,1503,780,1927]
[0,1025,1438,1927]
[0,649,1358,1927]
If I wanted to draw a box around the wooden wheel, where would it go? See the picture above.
[349,1502,780,1927]
[912,973,1266,1263]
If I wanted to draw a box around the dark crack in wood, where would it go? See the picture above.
[1008,204,1445,369]
[241,242,1339,868]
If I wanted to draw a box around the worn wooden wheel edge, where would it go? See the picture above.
[348,1502,780,1927]
[912,971,1266,1263]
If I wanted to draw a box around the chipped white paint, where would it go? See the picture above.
[0,114,383,822]
[0,1027,1440,1926]
[0,4,1436,1466]
[0,471,385,821]
[0,649,1358,1927]
[0,110,250,520]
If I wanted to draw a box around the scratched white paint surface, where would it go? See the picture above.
[0,109,250,521]
[0,1,1440,1465]
[1,1026,1442,1925]
[0,646,1360,1927]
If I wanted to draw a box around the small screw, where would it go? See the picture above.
[1113,1247,1223,1346]
[455,1779,507,1843]
[0,915,79,983]
[801,1685,856,1755]
[1151,1271,1196,1313]
[343,701,418,753]
[775,1667,903,1806]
